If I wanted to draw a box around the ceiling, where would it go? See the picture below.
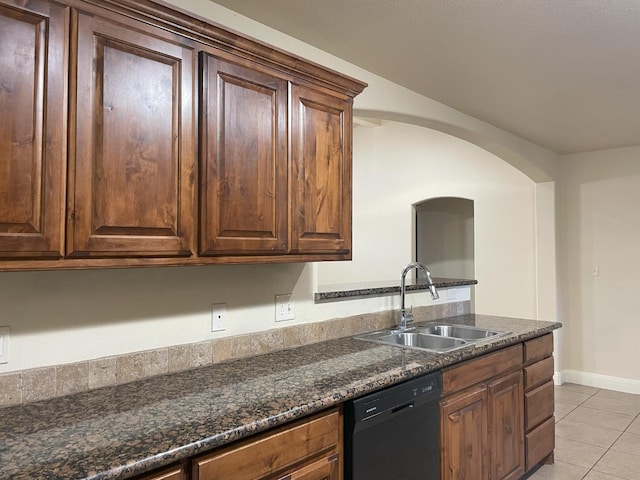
[211,0,640,154]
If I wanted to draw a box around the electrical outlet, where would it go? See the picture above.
[592,264,600,277]
[211,303,227,331]
[0,326,9,364]
[446,288,457,300]
[275,294,295,322]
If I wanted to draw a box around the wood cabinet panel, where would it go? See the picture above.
[134,463,187,480]
[525,380,554,430]
[199,54,287,255]
[526,416,555,471]
[0,0,67,258]
[523,334,553,365]
[284,453,339,480]
[522,334,555,473]
[68,8,195,257]
[524,355,554,391]
[442,344,522,394]
[488,371,524,480]
[0,0,365,270]
[194,409,340,480]
[441,384,489,480]
[289,85,352,256]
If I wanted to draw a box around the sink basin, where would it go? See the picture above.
[354,323,510,353]
[378,332,466,351]
[416,324,502,340]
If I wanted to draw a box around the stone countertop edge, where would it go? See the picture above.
[0,314,561,480]
[314,278,478,302]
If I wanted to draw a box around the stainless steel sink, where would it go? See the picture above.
[378,332,466,350]
[355,323,509,353]
[416,324,502,340]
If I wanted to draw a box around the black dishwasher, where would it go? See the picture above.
[344,371,442,480]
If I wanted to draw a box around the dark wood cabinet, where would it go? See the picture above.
[488,371,525,480]
[523,334,555,471]
[441,345,524,480]
[134,463,188,480]
[441,384,489,480]
[0,0,365,270]
[67,7,196,257]
[193,408,341,480]
[199,54,287,256]
[0,0,68,258]
[286,453,340,480]
[290,85,352,256]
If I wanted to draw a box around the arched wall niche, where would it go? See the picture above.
[414,197,475,280]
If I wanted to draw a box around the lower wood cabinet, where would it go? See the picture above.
[488,371,525,480]
[133,463,188,480]
[95,338,556,480]
[440,345,525,480]
[193,407,342,480]
[441,383,489,479]
[523,334,555,471]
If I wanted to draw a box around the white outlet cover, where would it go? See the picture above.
[0,326,9,364]
[275,294,295,322]
[211,304,227,332]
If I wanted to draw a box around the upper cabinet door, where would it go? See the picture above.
[68,9,195,257]
[290,85,352,256]
[0,0,67,258]
[199,54,287,256]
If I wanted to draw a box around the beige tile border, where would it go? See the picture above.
[0,301,469,408]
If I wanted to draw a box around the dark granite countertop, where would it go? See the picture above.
[314,278,478,302]
[0,314,560,480]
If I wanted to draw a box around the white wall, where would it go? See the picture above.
[319,121,538,319]
[0,1,555,374]
[558,146,640,390]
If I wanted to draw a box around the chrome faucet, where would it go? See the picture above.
[399,262,439,330]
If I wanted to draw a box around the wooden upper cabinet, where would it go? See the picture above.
[290,85,352,256]
[67,8,196,257]
[0,0,67,258]
[199,54,287,256]
[0,0,365,269]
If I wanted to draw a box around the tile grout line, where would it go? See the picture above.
[557,385,640,480]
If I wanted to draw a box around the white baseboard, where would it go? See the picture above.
[557,369,640,394]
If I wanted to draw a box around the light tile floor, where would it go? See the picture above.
[528,383,640,480]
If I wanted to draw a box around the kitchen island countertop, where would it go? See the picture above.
[0,314,561,480]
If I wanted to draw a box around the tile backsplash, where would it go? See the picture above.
[0,300,469,408]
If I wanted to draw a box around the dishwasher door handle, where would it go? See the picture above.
[391,402,415,414]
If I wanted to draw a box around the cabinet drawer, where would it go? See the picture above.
[286,452,340,480]
[134,464,187,480]
[442,344,523,394]
[524,356,554,391]
[525,380,554,430]
[523,334,553,365]
[525,416,555,471]
[193,409,340,480]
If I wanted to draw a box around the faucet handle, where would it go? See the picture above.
[406,305,414,323]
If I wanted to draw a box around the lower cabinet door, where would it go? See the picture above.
[488,371,525,480]
[440,384,489,480]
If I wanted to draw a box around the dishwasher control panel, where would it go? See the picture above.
[352,371,442,422]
